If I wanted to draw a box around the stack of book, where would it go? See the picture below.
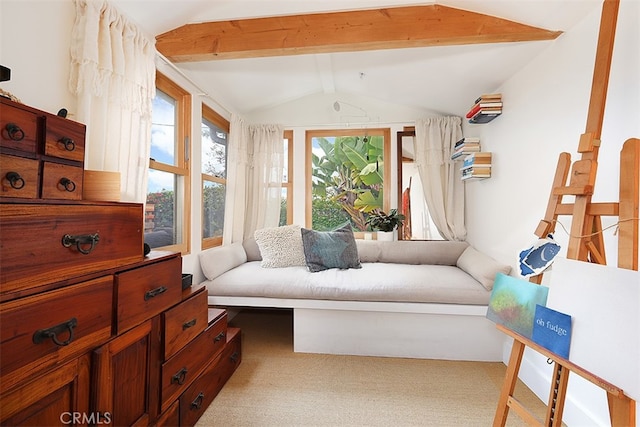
[466,94,502,124]
[451,137,481,160]
[461,152,492,180]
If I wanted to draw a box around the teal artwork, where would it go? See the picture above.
[486,273,549,338]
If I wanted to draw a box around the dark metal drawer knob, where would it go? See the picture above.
[5,123,25,141]
[144,286,167,301]
[58,177,76,192]
[214,332,226,343]
[171,367,188,385]
[33,317,78,347]
[230,351,240,363]
[190,392,205,410]
[183,319,197,330]
[62,233,100,255]
[58,137,76,151]
[5,171,25,189]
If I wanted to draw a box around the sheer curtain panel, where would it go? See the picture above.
[414,116,466,241]
[224,114,284,243]
[69,0,155,203]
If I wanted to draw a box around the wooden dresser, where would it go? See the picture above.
[0,99,240,426]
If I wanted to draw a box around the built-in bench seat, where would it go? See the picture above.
[199,237,511,361]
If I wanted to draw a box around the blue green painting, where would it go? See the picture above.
[486,273,549,338]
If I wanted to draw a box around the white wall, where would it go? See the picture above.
[463,1,639,425]
[2,1,639,424]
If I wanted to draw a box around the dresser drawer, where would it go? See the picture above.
[0,203,143,297]
[0,99,38,154]
[163,288,208,360]
[41,161,83,200]
[0,276,113,391]
[0,154,39,199]
[43,114,85,163]
[179,328,241,427]
[116,255,182,334]
[161,310,228,410]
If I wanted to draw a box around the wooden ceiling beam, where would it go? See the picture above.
[156,4,563,62]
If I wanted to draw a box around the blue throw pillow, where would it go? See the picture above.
[301,224,361,272]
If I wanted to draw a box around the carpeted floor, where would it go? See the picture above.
[196,309,545,426]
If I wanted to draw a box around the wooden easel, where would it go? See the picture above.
[493,0,639,425]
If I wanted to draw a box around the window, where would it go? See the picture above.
[279,130,293,226]
[306,128,390,231]
[201,104,229,249]
[145,72,191,253]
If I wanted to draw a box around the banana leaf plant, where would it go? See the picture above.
[311,135,384,230]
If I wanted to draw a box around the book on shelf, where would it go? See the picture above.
[469,112,501,124]
[462,167,492,179]
[473,93,502,104]
[451,146,481,160]
[454,137,480,147]
[466,103,503,118]
[463,153,491,168]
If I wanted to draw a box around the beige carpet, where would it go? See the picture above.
[196,309,546,427]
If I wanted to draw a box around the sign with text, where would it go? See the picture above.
[532,304,572,359]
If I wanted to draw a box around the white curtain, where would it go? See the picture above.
[414,117,466,241]
[68,0,155,203]
[224,114,284,243]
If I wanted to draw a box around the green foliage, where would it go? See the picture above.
[146,190,175,229]
[365,208,405,232]
[203,183,225,238]
[311,197,351,231]
[311,135,384,230]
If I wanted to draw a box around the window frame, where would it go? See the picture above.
[147,72,191,254]
[305,128,391,230]
[201,103,229,250]
[281,130,294,225]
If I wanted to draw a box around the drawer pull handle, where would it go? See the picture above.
[171,367,188,385]
[230,351,240,363]
[5,172,25,189]
[144,286,167,301]
[190,392,205,410]
[62,233,100,255]
[183,319,197,330]
[58,177,76,192]
[33,317,78,347]
[5,123,25,141]
[214,332,226,343]
[59,137,76,151]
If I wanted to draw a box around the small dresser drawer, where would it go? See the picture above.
[40,161,83,200]
[116,255,182,334]
[163,288,208,359]
[161,310,228,410]
[0,276,113,391]
[0,99,38,154]
[0,203,143,297]
[0,154,39,199]
[43,114,85,163]
[179,328,242,427]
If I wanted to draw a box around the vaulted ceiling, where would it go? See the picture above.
[110,0,602,117]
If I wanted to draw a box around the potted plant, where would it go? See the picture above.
[365,209,405,241]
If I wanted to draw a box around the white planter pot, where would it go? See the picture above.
[376,231,394,241]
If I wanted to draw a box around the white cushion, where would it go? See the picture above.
[456,246,511,291]
[254,225,307,268]
[199,242,247,281]
[205,262,491,305]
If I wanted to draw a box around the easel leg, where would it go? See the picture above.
[493,339,525,427]
[545,363,570,427]
[608,392,636,427]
